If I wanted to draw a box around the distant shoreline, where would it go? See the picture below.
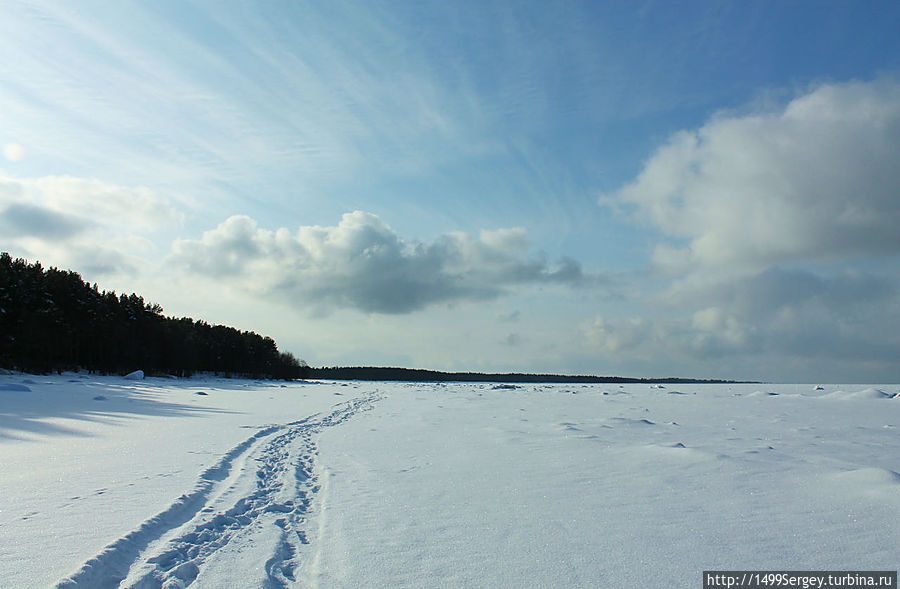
[307,366,752,384]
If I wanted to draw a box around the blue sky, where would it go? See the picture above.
[2,0,900,382]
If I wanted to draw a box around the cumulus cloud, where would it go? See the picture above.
[0,174,181,276]
[593,79,900,379]
[582,315,654,354]
[583,267,900,371]
[0,174,180,233]
[171,210,588,314]
[0,203,89,239]
[610,78,900,274]
[29,176,181,232]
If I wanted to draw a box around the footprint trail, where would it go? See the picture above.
[55,391,382,588]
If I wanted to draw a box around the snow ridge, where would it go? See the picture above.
[54,391,382,588]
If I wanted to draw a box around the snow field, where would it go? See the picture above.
[1,375,348,588]
[308,383,900,588]
[2,376,899,588]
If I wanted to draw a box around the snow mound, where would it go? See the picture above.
[0,383,31,392]
[824,388,897,400]
[124,370,145,381]
[829,467,900,486]
[747,390,779,397]
[557,422,583,432]
[609,417,656,427]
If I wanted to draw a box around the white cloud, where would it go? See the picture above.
[582,266,900,380]
[33,176,181,232]
[582,316,654,354]
[0,174,182,276]
[596,80,900,380]
[611,79,900,274]
[0,174,180,232]
[171,211,588,314]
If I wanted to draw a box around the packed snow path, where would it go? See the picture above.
[54,391,383,589]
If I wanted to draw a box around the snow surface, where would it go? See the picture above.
[1,375,899,588]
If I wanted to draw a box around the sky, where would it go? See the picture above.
[2,0,900,382]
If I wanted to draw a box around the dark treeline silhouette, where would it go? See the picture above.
[309,366,744,384]
[0,253,307,379]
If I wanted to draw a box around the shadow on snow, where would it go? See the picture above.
[0,375,240,440]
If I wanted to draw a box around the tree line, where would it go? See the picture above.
[308,366,743,384]
[0,253,308,379]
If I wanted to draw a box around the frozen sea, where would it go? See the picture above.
[1,373,898,587]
